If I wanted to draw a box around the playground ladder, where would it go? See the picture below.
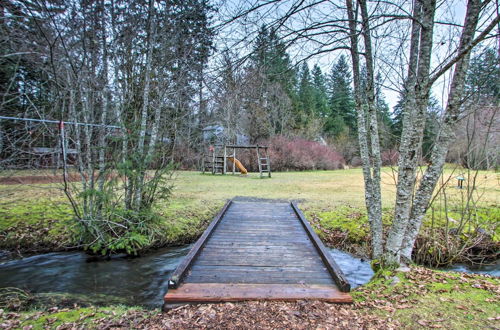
[257,146,271,178]
[202,154,213,173]
[212,146,225,175]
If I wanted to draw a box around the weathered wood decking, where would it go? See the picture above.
[164,200,352,307]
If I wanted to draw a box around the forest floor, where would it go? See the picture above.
[1,266,499,329]
[1,167,498,256]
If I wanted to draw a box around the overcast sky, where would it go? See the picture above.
[213,0,497,111]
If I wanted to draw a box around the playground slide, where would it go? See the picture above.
[227,157,248,175]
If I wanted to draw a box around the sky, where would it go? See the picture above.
[213,0,496,111]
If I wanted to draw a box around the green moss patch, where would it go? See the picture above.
[17,306,140,329]
[156,198,223,245]
[308,206,369,242]
[353,267,500,329]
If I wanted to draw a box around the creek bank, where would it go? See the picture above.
[442,261,500,277]
[2,197,497,267]
[1,244,498,313]
[1,266,498,329]
[306,207,500,268]
[0,200,220,255]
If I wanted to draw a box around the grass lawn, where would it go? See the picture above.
[0,167,499,252]
[171,168,396,208]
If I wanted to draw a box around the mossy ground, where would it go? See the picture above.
[353,267,500,329]
[4,305,139,329]
[1,168,498,253]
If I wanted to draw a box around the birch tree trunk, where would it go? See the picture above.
[98,0,110,200]
[68,77,88,215]
[384,0,436,265]
[359,0,383,258]
[400,0,482,261]
[346,0,383,259]
[82,89,95,218]
[145,72,162,162]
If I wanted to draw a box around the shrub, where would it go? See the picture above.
[381,149,399,166]
[172,144,199,170]
[264,136,345,171]
[349,156,362,167]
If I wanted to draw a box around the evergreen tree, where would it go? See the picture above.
[312,64,329,119]
[466,47,499,100]
[326,55,356,137]
[244,26,297,140]
[296,62,315,127]
[460,47,500,169]
[375,73,393,148]
[251,26,296,92]
[392,93,441,157]
[162,0,214,144]
[422,99,441,158]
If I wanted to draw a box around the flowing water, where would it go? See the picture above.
[328,249,374,289]
[441,262,500,277]
[0,246,191,307]
[0,246,497,308]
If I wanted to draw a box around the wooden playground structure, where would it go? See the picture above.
[202,145,271,178]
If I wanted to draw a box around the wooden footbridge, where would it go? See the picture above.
[164,199,352,308]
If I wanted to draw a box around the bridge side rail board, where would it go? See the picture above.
[291,202,351,292]
[168,200,232,289]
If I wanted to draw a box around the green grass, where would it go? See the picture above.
[1,168,498,251]
[156,197,224,245]
[1,168,498,328]
[171,169,396,208]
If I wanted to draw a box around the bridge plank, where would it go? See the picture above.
[164,283,352,304]
[164,200,351,307]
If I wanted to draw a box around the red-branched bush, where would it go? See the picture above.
[261,136,345,171]
[381,149,399,166]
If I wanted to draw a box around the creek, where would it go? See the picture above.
[0,246,497,308]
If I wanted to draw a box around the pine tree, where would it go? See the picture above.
[392,93,441,157]
[251,26,296,91]
[326,55,356,137]
[312,64,329,119]
[466,47,499,100]
[296,62,315,127]
[163,0,214,145]
[375,73,393,148]
[245,26,297,138]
